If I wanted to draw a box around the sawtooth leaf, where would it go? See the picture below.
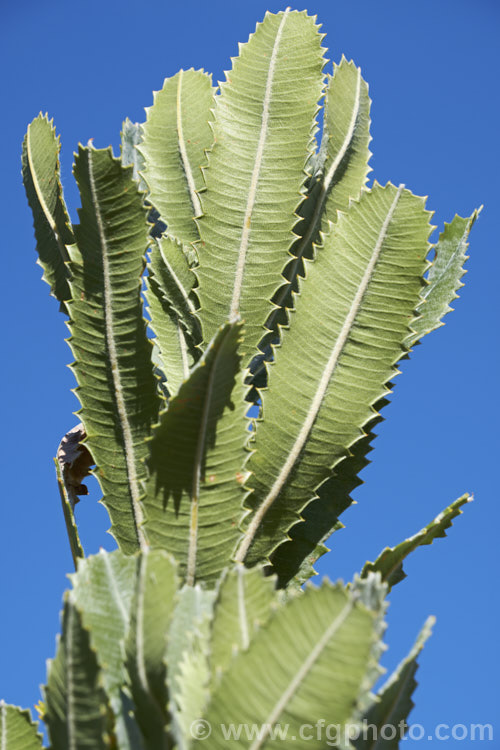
[22,114,74,307]
[0,704,43,750]
[140,69,215,246]
[143,321,249,585]
[210,564,276,682]
[44,594,109,750]
[193,579,385,750]
[68,145,161,553]
[236,183,432,566]
[125,549,178,750]
[407,210,480,346]
[195,9,325,358]
[362,494,472,589]
[354,617,435,749]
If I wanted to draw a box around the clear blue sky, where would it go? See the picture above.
[1,0,498,743]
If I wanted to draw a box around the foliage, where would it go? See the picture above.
[12,8,478,749]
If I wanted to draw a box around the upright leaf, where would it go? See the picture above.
[196,10,325,356]
[125,550,178,750]
[143,321,249,585]
[70,550,137,696]
[210,564,276,681]
[362,494,472,589]
[0,704,42,750]
[121,118,146,189]
[68,145,161,552]
[236,184,432,566]
[44,594,109,750]
[354,617,435,750]
[140,69,215,245]
[22,114,74,306]
[407,210,480,346]
[193,580,384,750]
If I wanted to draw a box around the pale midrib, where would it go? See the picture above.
[229,9,289,319]
[0,702,6,750]
[237,566,250,650]
[235,185,404,563]
[177,70,202,219]
[178,318,190,380]
[186,331,229,585]
[273,67,363,312]
[248,599,354,750]
[66,601,77,750]
[87,149,147,551]
[27,130,70,265]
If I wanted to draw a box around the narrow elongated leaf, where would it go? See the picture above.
[166,586,215,749]
[193,580,384,750]
[266,58,371,340]
[70,550,137,695]
[354,617,435,750]
[236,184,432,566]
[0,704,42,750]
[362,494,472,589]
[125,549,178,750]
[407,210,480,346]
[22,114,74,306]
[121,118,146,189]
[44,594,109,750]
[143,321,249,585]
[68,145,161,552]
[196,10,325,356]
[140,69,214,245]
[210,564,276,681]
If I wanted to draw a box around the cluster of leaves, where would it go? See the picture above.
[10,8,478,749]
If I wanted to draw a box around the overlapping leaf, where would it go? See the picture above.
[210,564,276,681]
[125,550,178,750]
[44,594,109,750]
[193,580,384,750]
[68,146,160,552]
[354,617,435,749]
[22,114,74,307]
[196,9,325,357]
[140,69,215,246]
[143,321,249,585]
[146,237,201,396]
[0,703,43,750]
[362,494,472,589]
[237,184,432,566]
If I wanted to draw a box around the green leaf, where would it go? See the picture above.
[22,114,74,307]
[0,703,42,750]
[121,118,146,189]
[210,564,276,681]
[145,237,201,396]
[362,494,472,589]
[166,586,215,749]
[70,550,137,695]
[68,145,161,553]
[407,210,479,346]
[125,549,178,750]
[140,69,215,245]
[54,457,85,568]
[193,580,385,750]
[195,9,325,357]
[236,184,432,566]
[44,594,109,750]
[268,402,387,588]
[354,617,435,749]
[143,321,249,585]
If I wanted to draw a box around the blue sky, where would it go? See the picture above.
[1,0,498,743]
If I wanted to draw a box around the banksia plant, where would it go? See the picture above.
[8,8,479,749]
